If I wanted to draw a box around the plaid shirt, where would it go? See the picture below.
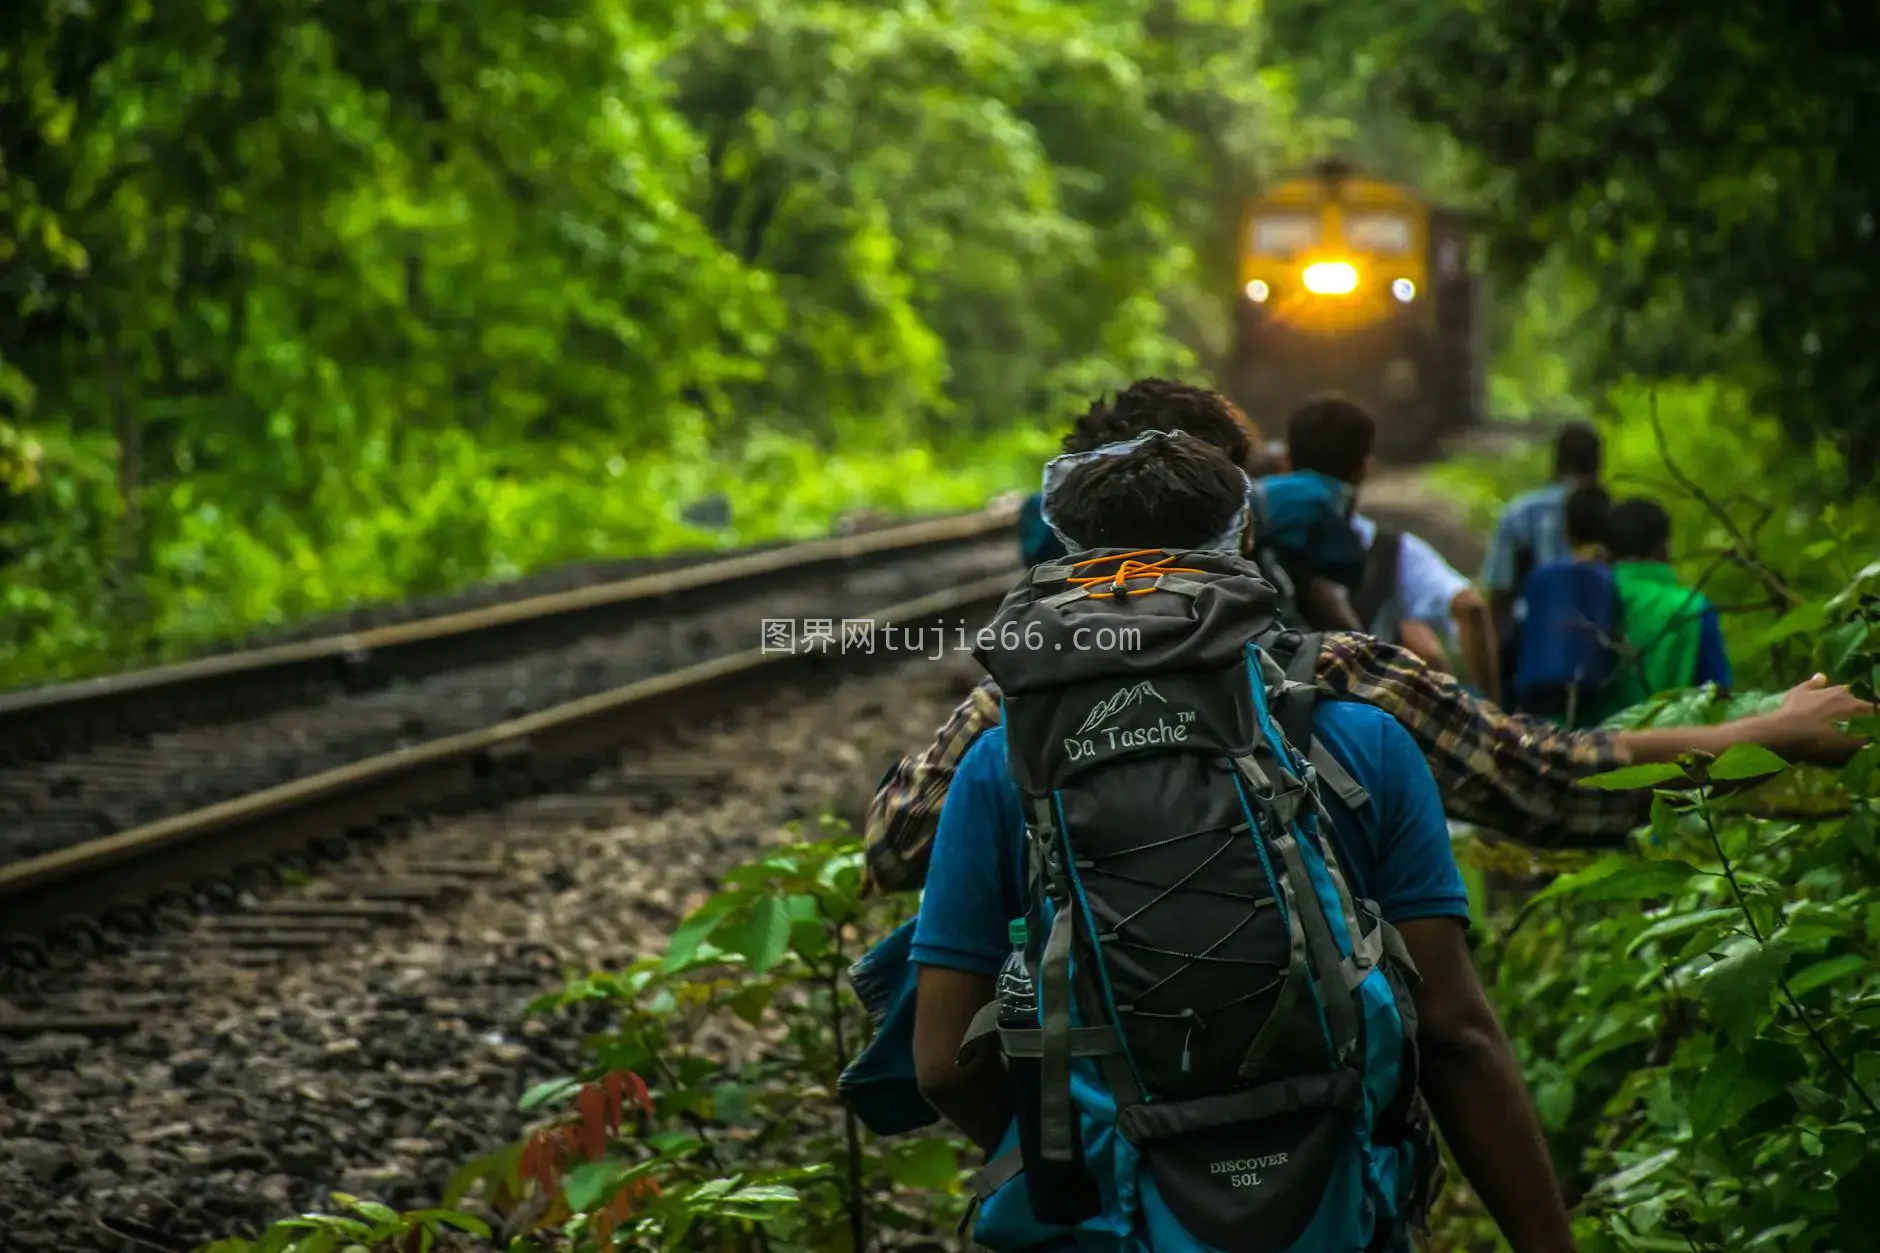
[862,631,1647,895]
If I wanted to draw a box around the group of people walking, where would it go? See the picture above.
[838,379,1865,1253]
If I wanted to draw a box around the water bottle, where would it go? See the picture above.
[999,918,1101,1225]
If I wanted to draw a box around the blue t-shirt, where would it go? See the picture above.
[912,701,1467,975]
[1514,557,1620,695]
[1693,608,1733,690]
[1481,481,1571,598]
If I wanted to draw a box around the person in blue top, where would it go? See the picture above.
[1511,483,1621,727]
[913,432,1581,1253]
[1481,420,1603,614]
[1482,421,1602,700]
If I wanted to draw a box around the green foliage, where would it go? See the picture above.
[195,1192,489,1253]
[479,821,962,1251]
[1386,0,1880,486]
[0,0,1282,689]
[1434,410,1880,1250]
[1460,723,1880,1252]
[202,820,965,1253]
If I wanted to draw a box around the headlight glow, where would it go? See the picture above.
[1301,261,1359,296]
[1245,279,1270,303]
[1391,278,1416,303]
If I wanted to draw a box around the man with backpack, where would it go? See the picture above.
[1597,497,1732,715]
[1482,420,1603,632]
[1482,421,1603,702]
[1509,485,1621,726]
[911,430,1579,1252]
[864,381,1872,896]
[1281,393,1498,697]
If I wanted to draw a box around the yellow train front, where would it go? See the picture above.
[1227,161,1485,464]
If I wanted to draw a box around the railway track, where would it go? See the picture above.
[0,658,988,1252]
[0,506,1019,985]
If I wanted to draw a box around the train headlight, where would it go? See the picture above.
[1301,261,1359,295]
[1245,279,1270,303]
[1391,278,1416,303]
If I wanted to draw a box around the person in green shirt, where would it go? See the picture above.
[1599,497,1733,718]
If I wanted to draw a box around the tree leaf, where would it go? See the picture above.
[1788,953,1869,997]
[662,904,730,972]
[1689,1047,1783,1144]
[518,1076,582,1112]
[1586,1147,1678,1200]
[1700,941,1790,1040]
[740,895,793,973]
[404,1211,491,1237]
[884,1137,963,1190]
[1543,859,1703,904]
[1624,907,1738,957]
[339,1198,398,1224]
[561,1160,636,1212]
[1576,762,1690,790]
[1745,600,1829,648]
[1709,743,1791,781]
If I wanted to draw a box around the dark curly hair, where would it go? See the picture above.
[1060,378,1257,470]
[1050,431,1246,551]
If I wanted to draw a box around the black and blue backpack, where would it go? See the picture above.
[1248,471,1369,594]
[955,547,1442,1253]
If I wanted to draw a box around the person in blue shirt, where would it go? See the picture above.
[913,432,1580,1253]
[1481,421,1603,613]
[1482,421,1603,705]
[1279,391,1500,696]
[1512,483,1622,727]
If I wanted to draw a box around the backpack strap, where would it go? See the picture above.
[1351,527,1403,633]
[1308,742,1371,813]
[1022,795,1085,1167]
[957,999,1124,1064]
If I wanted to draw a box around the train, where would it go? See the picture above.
[1227,159,1487,464]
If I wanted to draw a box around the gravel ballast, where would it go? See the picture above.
[0,655,981,1252]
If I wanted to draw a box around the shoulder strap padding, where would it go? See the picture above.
[1352,527,1403,631]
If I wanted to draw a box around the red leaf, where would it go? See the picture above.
[521,1131,557,1195]
[591,1207,615,1249]
[599,1072,625,1135]
[625,1071,654,1118]
[577,1084,607,1162]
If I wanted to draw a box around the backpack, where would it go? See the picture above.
[1350,528,1404,643]
[1248,472,1368,593]
[962,547,1442,1253]
[1511,558,1620,727]
[1020,490,1070,567]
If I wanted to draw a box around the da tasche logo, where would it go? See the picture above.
[1076,680,1165,733]
[1065,681,1193,761]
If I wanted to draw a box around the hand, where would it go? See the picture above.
[1768,674,1876,763]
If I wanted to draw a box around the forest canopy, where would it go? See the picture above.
[0,0,1292,684]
